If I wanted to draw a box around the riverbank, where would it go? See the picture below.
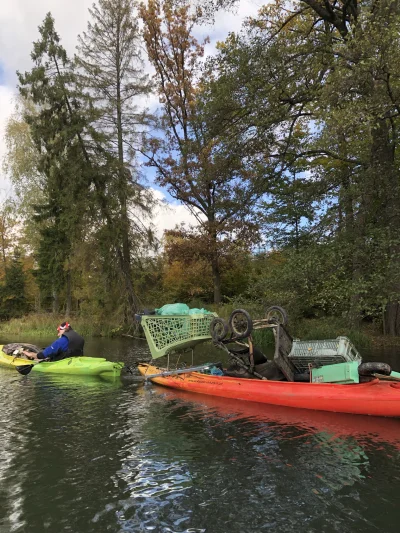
[1,311,398,350]
[0,314,124,338]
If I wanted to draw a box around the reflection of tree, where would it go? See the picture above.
[0,375,35,530]
[3,369,399,533]
[127,388,400,531]
[11,377,126,532]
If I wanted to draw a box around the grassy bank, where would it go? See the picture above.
[0,314,124,338]
[1,310,395,352]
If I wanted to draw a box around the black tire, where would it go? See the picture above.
[358,362,391,376]
[265,306,288,326]
[229,309,253,338]
[359,375,375,383]
[210,318,229,342]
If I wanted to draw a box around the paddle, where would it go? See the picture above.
[143,363,222,380]
[16,354,47,375]
[15,364,35,376]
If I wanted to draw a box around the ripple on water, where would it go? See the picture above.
[1,347,400,533]
[84,386,400,533]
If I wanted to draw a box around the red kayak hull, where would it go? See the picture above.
[138,363,400,417]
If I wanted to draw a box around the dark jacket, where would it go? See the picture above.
[63,329,85,357]
[38,328,85,361]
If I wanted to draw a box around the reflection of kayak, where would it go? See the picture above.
[151,387,400,449]
[32,372,123,388]
[0,348,124,378]
[138,363,400,418]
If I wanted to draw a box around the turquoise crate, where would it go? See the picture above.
[311,361,360,384]
[139,313,217,359]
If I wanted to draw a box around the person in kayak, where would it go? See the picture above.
[22,322,85,362]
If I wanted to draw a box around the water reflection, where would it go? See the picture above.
[151,388,400,449]
[104,385,400,533]
[0,372,33,532]
[1,337,400,533]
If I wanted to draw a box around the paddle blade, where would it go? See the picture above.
[15,364,34,375]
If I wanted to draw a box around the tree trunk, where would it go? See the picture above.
[52,287,59,314]
[115,14,138,326]
[66,269,72,317]
[337,152,361,326]
[36,292,41,313]
[385,302,400,336]
[211,249,221,304]
[371,119,400,335]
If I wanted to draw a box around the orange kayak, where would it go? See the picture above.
[138,363,400,417]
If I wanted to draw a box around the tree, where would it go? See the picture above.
[2,96,45,211]
[162,226,252,302]
[16,10,155,323]
[261,171,316,252]
[292,0,400,333]
[202,0,400,332]
[0,198,21,273]
[76,0,155,323]
[17,13,92,314]
[0,250,28,319]
[140,0,265,304]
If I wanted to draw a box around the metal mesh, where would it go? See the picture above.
[273,324,296,381]
[141,313,217,359]
[288,336,362,373]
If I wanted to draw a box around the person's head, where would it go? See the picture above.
[57,321,71,336]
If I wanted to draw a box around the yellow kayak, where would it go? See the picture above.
[1,345,124,379]
[0,346,37,368]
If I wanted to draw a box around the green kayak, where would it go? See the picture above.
[30,357,124,378]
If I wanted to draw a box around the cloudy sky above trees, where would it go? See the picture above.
[0,0,261,234]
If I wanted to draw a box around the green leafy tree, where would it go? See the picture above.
[76,0,155,322]
[17,13,91,314]
[0,251,28,319]
[0,198,21,272]
[203,0,400,332]
[140,0,265,304]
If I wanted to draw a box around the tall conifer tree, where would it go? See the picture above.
[76,0,153,322]
[17,13,89,313]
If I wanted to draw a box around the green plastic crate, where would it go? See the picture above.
[311,361,360,384]
[140,313,217,359]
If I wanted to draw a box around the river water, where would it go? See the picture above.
[0,336,400,533]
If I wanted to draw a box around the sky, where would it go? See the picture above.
[0,0,262,237]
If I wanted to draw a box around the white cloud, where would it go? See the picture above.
[0,0,263,229]
[0,0,92,86]
[151,189,204,240]
[205,0,262,52]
